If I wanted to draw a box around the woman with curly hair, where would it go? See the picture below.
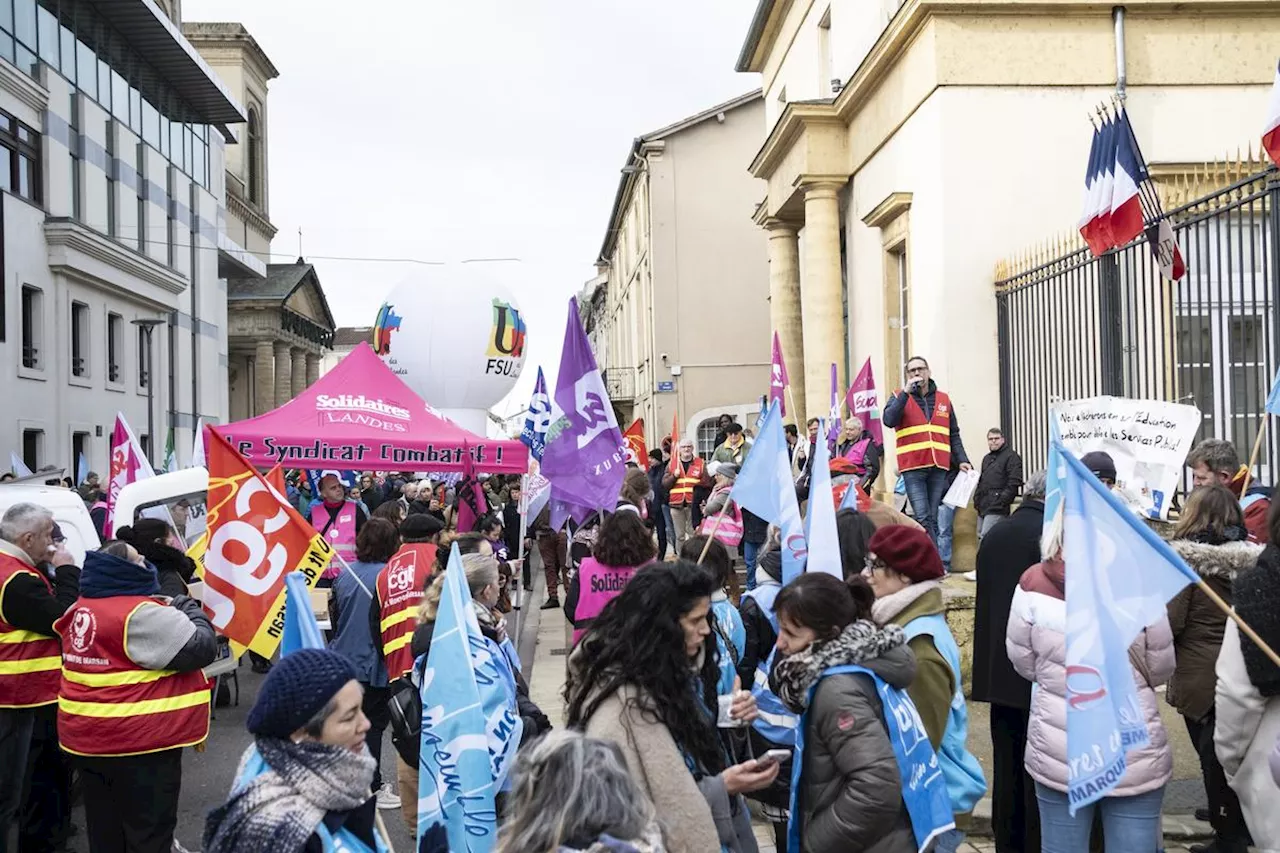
[565,561,776,853]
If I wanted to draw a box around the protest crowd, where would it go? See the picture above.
[3,307,1280,853]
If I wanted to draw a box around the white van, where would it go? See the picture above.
[113,467,209,550]
[0,479,99,566]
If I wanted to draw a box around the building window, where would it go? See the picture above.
[247,107,262,205]
[105,120,116,237]
[71,301,88,377]
[107,312,122,383]
[696,419,719,460]
[20,285,41,370]
[137,325,151,388]
[0,109,41,203]
[72,431,89,480]
[21,428,42,472]
[69,95,81,220]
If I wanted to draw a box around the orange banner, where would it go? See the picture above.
[667,413,681,476]
[198,429,331,658]
[623,419,647,467]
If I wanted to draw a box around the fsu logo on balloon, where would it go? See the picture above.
[484,300,526,377]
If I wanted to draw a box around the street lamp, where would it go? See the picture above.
[132,318,164,467]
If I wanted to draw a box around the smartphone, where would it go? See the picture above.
[754,749,790,769]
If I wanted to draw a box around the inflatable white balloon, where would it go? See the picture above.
[373,267,527,435]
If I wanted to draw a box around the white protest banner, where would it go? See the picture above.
[1051,396,1201,519]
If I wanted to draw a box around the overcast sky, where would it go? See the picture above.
[184,1,761,424]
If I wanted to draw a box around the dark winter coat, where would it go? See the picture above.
[1166,534,1262,722]
[971,499,1042,709]
[736,589,778,689]
[974,444,1024,516]
[134,540,199,598]
[781,632,918,853]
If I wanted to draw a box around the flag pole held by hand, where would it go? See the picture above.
[698,505,729,565]
[1240,415,1268,496]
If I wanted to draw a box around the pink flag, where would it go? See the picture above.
[845,358,884,446]
[769,332,789,416]
[103,413,155,538]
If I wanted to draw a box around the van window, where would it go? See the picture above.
[136,491,207,551]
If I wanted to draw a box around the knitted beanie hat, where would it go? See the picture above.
[246,648,358,739]
[868,525,945,583]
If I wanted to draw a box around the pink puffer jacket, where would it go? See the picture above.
[1005,560,1175,797]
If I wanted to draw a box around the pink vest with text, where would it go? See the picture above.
[571,557,642,645]
[311,501,357,580]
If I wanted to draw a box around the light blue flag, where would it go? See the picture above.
[76,452,89,486]
[1043,411,1066,546]
[1060,444,1197,813]
[838,476,861,512]
[731,400,806,583]
[418,544,523,850]
[9,452,32,478]
[280,572,325,656]
[1267,366,1280,416]
[804,419,842,578]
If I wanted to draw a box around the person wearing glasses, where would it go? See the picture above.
[882,356,971,547]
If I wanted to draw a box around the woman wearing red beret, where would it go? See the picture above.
[863,525,987,853]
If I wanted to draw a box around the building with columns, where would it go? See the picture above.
[0,0,257,474]
[187,22,335,424]
[226,262,334,420]
[588,91,772,456]
[738,0,1279,473]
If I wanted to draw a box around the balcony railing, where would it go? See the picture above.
[22,345,39,369]
[602,367,636,401]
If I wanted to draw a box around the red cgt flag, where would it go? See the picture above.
[667,413,681,476]
[623,419,648,467]
[197,429,332,658]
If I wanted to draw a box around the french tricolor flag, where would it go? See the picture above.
[1108,111,1147,249]
[1078,118,1116,256]
[1262,60,1280,167]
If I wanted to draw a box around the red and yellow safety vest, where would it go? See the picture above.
[894,391,953,473]
[377,543,437,680]
[54,596,211,757]
[0,552,61,708]
[668,457,706,507]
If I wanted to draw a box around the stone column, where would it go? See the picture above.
[274,341,293,407]
[801,180,847,419]
[291,348,307,398]
[305,354,321,387]
[766,219,806,426]
[254,339,275,416]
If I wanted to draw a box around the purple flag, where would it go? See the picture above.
[826,363,841,445]
[540,298,627,529]
[845,358,884,446]
[769,332,789,416]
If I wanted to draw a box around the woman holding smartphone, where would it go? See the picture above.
[770,572,928,853]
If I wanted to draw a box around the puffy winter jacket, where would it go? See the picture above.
[1214,619,1280,851]
[1006,559,1175,797]
[796,644,918,853]
[1166,537,1261,723]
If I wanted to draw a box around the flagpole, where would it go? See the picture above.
[1194,577,1280,668]
[329,549,375,600]
[1240,415,1268,496]
[787,386,801,428]
[697,509,729,565]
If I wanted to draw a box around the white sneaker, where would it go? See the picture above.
[962,571,978,582]
[375,785,402,810]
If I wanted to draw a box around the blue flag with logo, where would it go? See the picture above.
[520,367,551,461]
[804,420,842,578]
[1060,444,1196,813]
[281,572,325,656]
[418,544,523,850]
[732,400,806,583]
[789,664,953,852]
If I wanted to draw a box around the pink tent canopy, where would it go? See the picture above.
[215,342,527,473]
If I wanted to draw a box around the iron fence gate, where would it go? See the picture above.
[996,165,1280,487]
